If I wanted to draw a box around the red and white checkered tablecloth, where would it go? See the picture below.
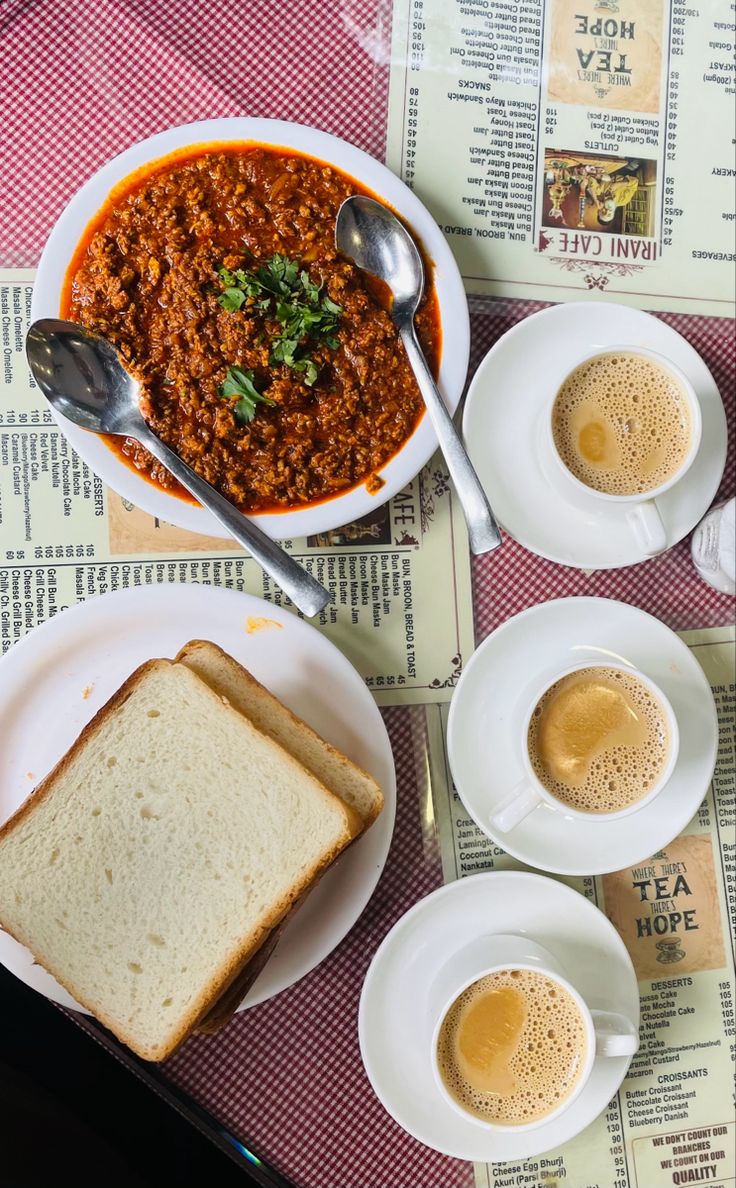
[1,4,733,1187]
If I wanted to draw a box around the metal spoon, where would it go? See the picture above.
[336,195,502,556]
[26,319,332,618]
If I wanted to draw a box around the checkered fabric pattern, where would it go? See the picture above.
[0,0,391,267]
[1,3,733,1186]
[163,708,467,1188]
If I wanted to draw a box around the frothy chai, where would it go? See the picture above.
[552,353,692,496]
[436,968,588,1125]
[528,666,670,813]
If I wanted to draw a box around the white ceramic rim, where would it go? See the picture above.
[547,344,704,505]
[517,660,680,821]
[429,961,596,1134]
[0,583,397,1010]
[31,117,470,540]
[358,868,640,1160]
[445,596,719,875]
[460,303,727,571]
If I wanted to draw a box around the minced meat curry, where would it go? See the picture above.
[63,146,441,513]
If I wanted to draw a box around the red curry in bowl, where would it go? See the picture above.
[63,145,441,513]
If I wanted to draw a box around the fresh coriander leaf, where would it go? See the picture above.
[218,287,247,312]
[219,367,275,424]
[221,365,258,398]
[300,270,321,301]
[302,307,324,329]
[257,254,288,294]
[290,357,319,384]
[267,254,298,290]
[271,338,299,366]
[232,398,259,424]
[275,299,296,323]
[216,252,342,385]
[261,256,282,285]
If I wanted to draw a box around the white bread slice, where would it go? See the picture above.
[177,639,383,1034]
[0,659,360,1061]
[176,640,384,827]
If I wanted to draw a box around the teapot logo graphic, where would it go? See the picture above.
[656,938,685,964]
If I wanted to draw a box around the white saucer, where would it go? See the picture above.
[359,871,639,1160]
[447,597,718,875]
[0,585,395,1011]
[462,302,728,569]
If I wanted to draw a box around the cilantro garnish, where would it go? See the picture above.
[217,254,342,387]
[219,367,276,425]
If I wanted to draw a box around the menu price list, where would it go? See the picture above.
[387,0,735,314]
[0,273,474,704]
[427,627,736,1188]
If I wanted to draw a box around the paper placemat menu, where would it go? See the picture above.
[386,0,735,315]
[427,625,735,1188]
[0,271,474,704]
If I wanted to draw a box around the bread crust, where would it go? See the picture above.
[177,639,385,1034]
[1,831,346,1059]
[177,639,384,826]
[195,861,332,1035]
[195,916,287,1035]
[0,657,362,1061]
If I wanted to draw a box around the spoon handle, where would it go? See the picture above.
[134,426,331,618]
[399,325,502,555]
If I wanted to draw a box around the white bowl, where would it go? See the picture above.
[32,118,470,540]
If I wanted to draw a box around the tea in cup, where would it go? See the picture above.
[547,347,702,555]
[430,934,637,1131]
[492,661,679,833]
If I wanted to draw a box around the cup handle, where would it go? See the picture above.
[628,500,667,555]
[592,1010,639,1058]
[491,780,543,833]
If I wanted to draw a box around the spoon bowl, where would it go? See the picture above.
[25,319,332,617]
[26,319,144,436]
[336,195,424,319]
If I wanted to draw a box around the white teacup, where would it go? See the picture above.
[491,660,680,834]
[430,934,638,1132]
[546,345,702,556]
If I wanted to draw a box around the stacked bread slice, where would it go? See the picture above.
[177,641,383,829]
[179,640,383,1034]
[0,642,383,1061]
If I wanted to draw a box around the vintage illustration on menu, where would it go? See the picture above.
[307,506,394,549]
[541,150,656,236]
[547,0,665,112]
[107,495,234,555]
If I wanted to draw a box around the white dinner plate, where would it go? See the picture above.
[462,302,727,569]
[447,597,718,875]
[31,117,470,541]
[0,584,396,1011]
[359,871,639,1160]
